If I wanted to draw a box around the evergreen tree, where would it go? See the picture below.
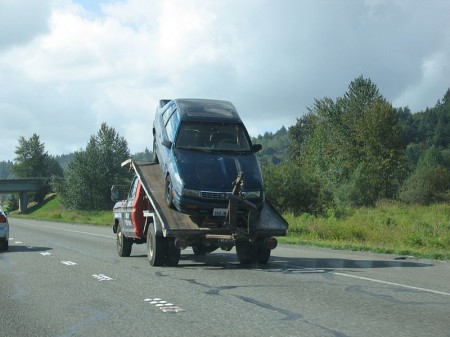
[12,134,62,178]
[58,123,130,210]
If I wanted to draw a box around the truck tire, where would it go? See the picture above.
[147,224,166,266]
[165,175,174,208]
[236,240,256,264]
[165,238,180,266]
[116,226,132,257]
[256,243,271,264]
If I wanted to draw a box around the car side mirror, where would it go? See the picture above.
[111,185,120,202]
[111,185,128,202]
[253,144,262,153]
[162,139,172,149]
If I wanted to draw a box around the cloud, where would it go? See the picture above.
[0,0,449,162]
[0,0,52,50]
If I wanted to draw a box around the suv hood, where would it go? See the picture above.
[174,149,263,192]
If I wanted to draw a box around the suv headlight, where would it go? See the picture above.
[244,190,262,199]
[183,188,201,198]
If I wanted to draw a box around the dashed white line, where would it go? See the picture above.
[61,261,77,266]
[334,272,450,296]
[92,274,114,281]
[144,298,186,313]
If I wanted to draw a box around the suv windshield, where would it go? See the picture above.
[175,122,252,152]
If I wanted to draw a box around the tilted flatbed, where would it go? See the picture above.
[112,160,288,266]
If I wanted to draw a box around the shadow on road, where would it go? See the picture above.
[175,251,434,271]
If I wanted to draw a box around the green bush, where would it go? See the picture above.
[262,162,322,215]
[399,166,450,204]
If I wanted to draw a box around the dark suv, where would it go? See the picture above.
[152,98,264,217]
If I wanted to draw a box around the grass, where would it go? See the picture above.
[10,196,450,260]
[11,195,112,226]
[278,200,450,260]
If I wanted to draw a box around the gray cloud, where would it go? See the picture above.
[0,0,449,161]
[0,0,52,50]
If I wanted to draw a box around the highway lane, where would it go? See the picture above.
[1,218,449,337]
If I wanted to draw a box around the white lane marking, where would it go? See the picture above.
[334,272,450,296]
[144,298,186,313]
[14,241,22,244]
[40,252,51,256]
[61,261,77,266]
[41,225,115,239]
[92,274,114,281]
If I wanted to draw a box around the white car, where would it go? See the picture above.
[0,206,9,251]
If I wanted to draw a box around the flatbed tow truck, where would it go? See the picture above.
[112,159,288,267]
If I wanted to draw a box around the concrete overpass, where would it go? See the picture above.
[0,178,47,213]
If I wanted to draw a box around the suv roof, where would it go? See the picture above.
[162,99,242,122]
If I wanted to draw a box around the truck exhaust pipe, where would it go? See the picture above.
[174,237,188,250]
[264,237,278,250]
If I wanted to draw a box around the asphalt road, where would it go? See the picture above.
[1,218,449,337]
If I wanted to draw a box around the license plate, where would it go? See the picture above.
[213,208,227,216]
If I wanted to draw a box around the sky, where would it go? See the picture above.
[1,0,449,162]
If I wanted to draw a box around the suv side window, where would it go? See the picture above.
[165,110,180,142]
[163,104,176,126]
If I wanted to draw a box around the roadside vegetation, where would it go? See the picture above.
[9,195,450,260]
[2,76,450,260]
[11,195,111,226]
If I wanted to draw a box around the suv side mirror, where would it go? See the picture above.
[162,139,172,149]
[253,144,262,153]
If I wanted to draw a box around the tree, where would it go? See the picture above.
[12,134,62,178]
[290,76,406,207]
[11,134,63,202]
[58,123,130,210]
[0,161,13,179]
[261,161,322,215]
[399,147,450,204]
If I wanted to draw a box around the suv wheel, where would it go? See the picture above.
[152,137,159,163]
[165,175,174,208]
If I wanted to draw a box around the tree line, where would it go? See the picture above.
[260,76,450,215]
[2,76,449,213]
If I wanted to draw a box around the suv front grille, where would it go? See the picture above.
[200,191,229,200]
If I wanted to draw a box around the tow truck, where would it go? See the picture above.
[112,159,288,267]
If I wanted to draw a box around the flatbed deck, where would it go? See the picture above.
[132,162,288,238]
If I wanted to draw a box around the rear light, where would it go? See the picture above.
[0,215,6,223]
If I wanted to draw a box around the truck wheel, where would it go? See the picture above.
[236,240,256,264]
[147,224,166,266]
[256,244,271,264]
[116,226,132,257]
[165,175,174,208]
[165,238,180,266]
